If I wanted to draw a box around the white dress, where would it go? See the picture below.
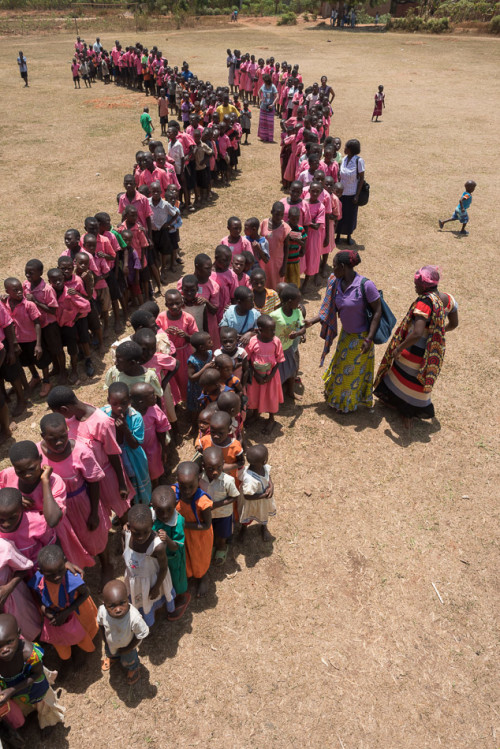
[123,530,175,623]
[238,464,276,525]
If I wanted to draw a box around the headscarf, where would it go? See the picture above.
[414,265,440,289]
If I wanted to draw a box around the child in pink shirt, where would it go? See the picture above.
[47,267,90,384]
[118,174,153,235]
[23,258,66,389]
[216,127,231,186]
[0,487,56,567]
[2,277,51,396]
[130,382,170,486]
[210,245,237,322]
[232,253,252,289]
[220,216,252,259]
[245,315,285,435]
[157,289,198,403]
[118,205,155,301]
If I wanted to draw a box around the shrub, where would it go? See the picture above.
[489,12,500,29]
[302,11,309,20]
[389,13,450,31]
[278,10,297,24]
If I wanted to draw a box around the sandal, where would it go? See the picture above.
[101,656,111,672]
[126,668,140,685]
[213,547,228,566]
[167,592,191,621]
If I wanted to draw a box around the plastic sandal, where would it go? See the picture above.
[127,669,140,685]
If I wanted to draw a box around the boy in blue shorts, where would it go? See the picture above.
[439,180,476,236]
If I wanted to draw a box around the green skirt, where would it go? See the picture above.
[322,329,375,412]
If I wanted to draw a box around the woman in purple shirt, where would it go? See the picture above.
[306,250,382,413]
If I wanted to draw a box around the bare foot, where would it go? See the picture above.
[402,416,413,431]
[67,371,78,385]
[260,525,272,541]
[196,576,209,598]
[438,220,444,230]
[12,400,27,417]
[262,418,275,435]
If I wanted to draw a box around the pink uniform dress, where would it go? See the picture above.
[66,407,133,517]
[38,440,110,558]
[280,197,312,229]
[142,405,170,481]
[211,269,238,323]
[253,66,265,98]
[303,188,332,256]
[220,235,253,260]
[0,511,55,567]
[144,351,181,409]
[245,336,285,414]
[300,200,325,276]
[326,192,342,254]
[0,468,94,569]
[156,310,198,401]
[0,539,41,641]
[246,62,257,93]
[259,219,292,290]
[176,276,221,349]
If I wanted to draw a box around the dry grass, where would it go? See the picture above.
[0,24,499,749]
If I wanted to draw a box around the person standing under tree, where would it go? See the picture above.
[17,51,28,87]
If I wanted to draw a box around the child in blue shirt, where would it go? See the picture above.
[439,180,476,236]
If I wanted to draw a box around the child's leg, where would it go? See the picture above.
[263,412,275,435]
[11,377,28,417]
[195,571,209,598]
[260,521,272,541]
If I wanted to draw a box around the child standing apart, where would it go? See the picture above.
[151,486,190,619]
[238,444,275,541]
[29,545,98,666]
[270,284,305,401]
[371,85,385,122]
[174,461,213,598]
[439,180,476,236]
[123,504,174,625]
[245,315,285,434]
[200,446,240,566]
[140,106,154,145]
[0,613,65,730]
[71,59,80,89]
[98,579,149,686]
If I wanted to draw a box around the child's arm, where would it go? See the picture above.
[240,357,249,387]
[116,634,140,655]
[114,416,140,450]
[197,295,218,316]
[39,465,63,528]
[183,505,212,530]
[279,236,290,278]
[156,430,169,466]
[86,481,101,531]
[156,528,179,552]
[0,646,43,705]
[188,359,214,382]
[263,363,280,383]
[212,494,235,509]
[34,320,43,361]
[52,583,91,627]
[0,571,26,611]
[149,542,168,599]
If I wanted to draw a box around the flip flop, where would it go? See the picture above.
[167,592,191,621]
[127,668,140,685]
[214,547,228,566]
[101,656,111,672]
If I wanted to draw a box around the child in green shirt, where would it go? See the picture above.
[140,107,154,145]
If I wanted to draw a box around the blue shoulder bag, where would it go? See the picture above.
[360,277,397,344]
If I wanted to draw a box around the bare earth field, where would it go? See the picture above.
[0,23,499,749]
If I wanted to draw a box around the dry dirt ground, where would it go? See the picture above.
[0,23,499,749]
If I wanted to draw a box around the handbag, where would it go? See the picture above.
[356,156,370,207]
[361,277,396,344]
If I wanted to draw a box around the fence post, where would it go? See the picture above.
[74,16,79,36]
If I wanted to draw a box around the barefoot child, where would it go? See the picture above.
[196,411,244,485]
[157,289,198,402]
[151,486,190,619]
[371,85,385,122]
[214,326,249,382]
[238,444,275,541]
[187,332,213,425]
[130,383,170,487]
[200,446,240,566]
[245,315,285,434]
[123,504,174,625]
[140,106,154,145]
[270,284,305,401]
[214,354,244,397]
[439,180,476,236]
[174,462,212,598]
[29,545,98,663]
[0,613,65,730]
[285,206,307,287]
[98,579,149,686]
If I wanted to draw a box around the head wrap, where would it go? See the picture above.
[334,250,361,268]
[414,265,440,289]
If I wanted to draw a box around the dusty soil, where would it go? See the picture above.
[0,25,499,749]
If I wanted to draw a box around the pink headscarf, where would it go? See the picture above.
[414,265,440,289]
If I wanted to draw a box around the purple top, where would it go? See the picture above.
[333,273,379,333]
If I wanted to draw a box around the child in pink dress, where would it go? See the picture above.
[232,254,252,289]
[38,414,111,584]
[259,203,291,291]
[0,538,41,641]
[301,182,326,292]
[0,488,56,566]
[157,289,198,402]
[280,181,312,228]
[0,441,94,569]
[245,315,285,434]
[211,245,238,322]
[130,383,170,486]
[178,254,220,348]
[220,217,252,259]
